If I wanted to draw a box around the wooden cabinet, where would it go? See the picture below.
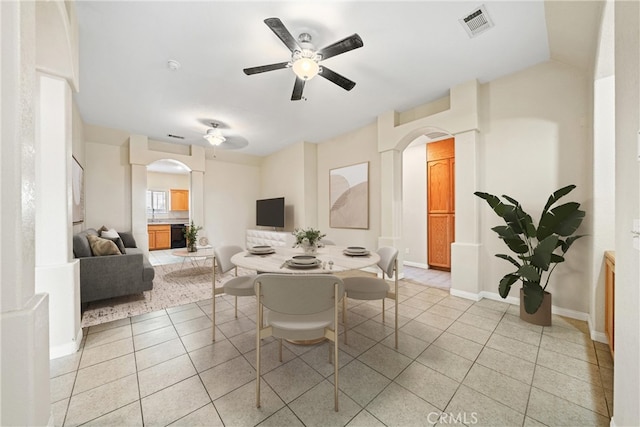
[427,138,455,270]
[148,225,171,250]
[605,251,615,357]
[170,189,189,211]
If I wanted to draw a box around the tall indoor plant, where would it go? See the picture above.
[474,185,586,324]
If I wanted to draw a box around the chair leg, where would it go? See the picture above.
[256,284,261,408]
[234,296,238,318]
[279,339,283,363]
[342,295,348,345]
[395,273,399,349]
[382,298,386,323]
[212,261,216,342]
[334,283,339,412]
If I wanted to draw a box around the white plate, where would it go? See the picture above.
[250,245,273,252]
[344,250,370,256]
[346,246,367,253]
[291,255,317,265]
[286,259,322,269]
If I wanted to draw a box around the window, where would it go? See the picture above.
[146,190,167,215]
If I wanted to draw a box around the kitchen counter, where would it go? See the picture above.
[147,219,189,225]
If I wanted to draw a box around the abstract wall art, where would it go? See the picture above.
[330,162,369,229]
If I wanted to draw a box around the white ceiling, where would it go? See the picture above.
[74,1,554,157]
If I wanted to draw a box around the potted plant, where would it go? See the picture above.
[474,185,586,325]
[184,221,203,252]
[293,227,326,255]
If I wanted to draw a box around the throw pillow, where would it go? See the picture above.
[101,228,119,239]
[86,234,121,256]
[102,236,126,254]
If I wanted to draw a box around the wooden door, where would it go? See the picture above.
[427,138,455,270]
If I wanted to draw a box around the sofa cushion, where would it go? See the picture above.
[118,231,138,248]
[102,236,126,254]
[100,228,119,239]
[87,234,121,256]
[73,228,99,258]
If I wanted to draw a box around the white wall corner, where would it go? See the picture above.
[451,243,481,295]
[450,288,482,302]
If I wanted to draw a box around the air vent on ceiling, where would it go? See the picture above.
[167,134,185,140]
[459,4,494,38]
[425,131,450,140]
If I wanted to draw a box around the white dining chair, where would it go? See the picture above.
[254,274,344,411]
[342,246,399,348]
[211,245,258,341]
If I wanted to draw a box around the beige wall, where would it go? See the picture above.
[402,142,427,266]
[317,122,380,248]
[477,60,591,314]
[146,171,189,192]
[204,158,260,247]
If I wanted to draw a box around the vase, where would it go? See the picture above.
[302,242,318,255]
[519,288,551,326]
[187,242,197,253]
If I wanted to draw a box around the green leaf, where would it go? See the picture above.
[474,192,508,218]
[492,226,528,253]
[517,265,540,282]
[542,185,576,214]
[561,235,586,253]
[550,254,565,263]
[496,254,522,269]
[522,282,545,314]
[531,235,559,270]
[537,202,583,240]
[499,274,519,298]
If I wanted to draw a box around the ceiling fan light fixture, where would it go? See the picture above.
[203,127,226,146]
[291,49,319,80]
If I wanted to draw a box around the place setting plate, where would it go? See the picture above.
[248,245,275,255]
[285,255,322,269]
[343,246,370,257]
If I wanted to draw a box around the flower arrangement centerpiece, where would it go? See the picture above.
[293,227,326,255]
[184,221,203,252]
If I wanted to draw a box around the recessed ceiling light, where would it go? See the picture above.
[167,60,181,71]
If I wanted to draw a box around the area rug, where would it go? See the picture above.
[81,263,253,328]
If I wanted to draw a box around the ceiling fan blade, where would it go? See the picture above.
[319,66,356,91]
[291,77,305,101]
[317,34,363,61]
[243,62,290,75]
[264,17,300,53]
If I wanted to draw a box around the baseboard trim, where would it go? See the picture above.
[403,261,429,269]
[451,289,590,322]
[49,327,83,360]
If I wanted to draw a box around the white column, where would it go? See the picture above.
[34,73,82,358]
[379,148,404,277]
[450,130,482,299]
[190,170,205,227]
[0,1,52,425]
[131,162,149,252]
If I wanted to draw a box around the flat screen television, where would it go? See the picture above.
[256,197,285,228]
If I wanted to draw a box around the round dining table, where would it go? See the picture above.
[230,245,380,274]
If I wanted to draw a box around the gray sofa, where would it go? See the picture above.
[73,228,155,304]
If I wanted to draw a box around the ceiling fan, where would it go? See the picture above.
[243,17,363,101]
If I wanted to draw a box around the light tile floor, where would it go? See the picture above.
[51,266,613,426]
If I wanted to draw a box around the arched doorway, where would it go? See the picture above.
[377,80,482,299]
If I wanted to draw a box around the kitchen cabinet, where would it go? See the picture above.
[148,225,171,250]
[427,138,455,270]
[170,189,189,211]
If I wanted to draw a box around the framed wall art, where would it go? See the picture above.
[72,156,84,224]
[329,161,369,229]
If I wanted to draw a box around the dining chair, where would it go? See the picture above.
[254,274,344,411]
[342,246,399,348]
[212,245,258,341]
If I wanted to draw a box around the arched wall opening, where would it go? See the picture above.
[377,80,481,298]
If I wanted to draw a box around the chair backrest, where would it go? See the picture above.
[377,246,399,278]
[254,274,344,315]
[214,245,243,274]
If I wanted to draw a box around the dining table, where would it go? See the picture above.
[230,244,380,274]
